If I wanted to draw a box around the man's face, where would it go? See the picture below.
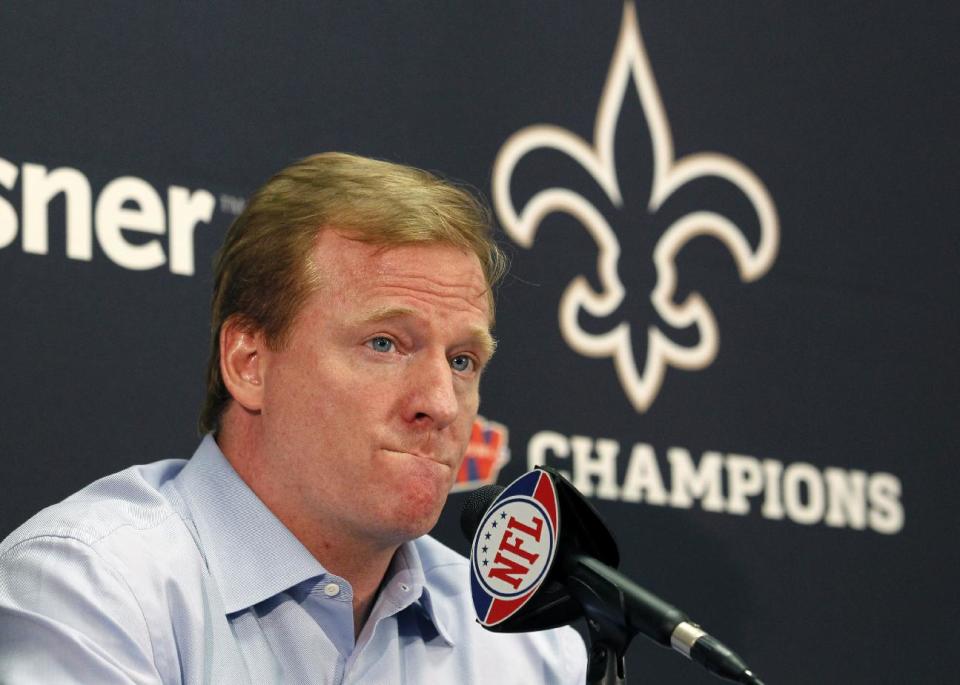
[257,231,494,549]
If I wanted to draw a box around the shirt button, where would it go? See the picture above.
[323,583,341,597]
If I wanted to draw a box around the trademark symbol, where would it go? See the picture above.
[219,193,246,215]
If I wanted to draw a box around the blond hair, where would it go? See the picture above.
[199,152,506,434]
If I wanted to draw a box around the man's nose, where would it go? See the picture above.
[406,352,459,429]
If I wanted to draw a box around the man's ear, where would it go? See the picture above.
[220,316,266,412]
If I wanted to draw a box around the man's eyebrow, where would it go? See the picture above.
[469,325,498,361]
[355,305,417,325]
[354,306,497,359]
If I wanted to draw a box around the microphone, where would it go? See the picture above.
[461,469,764,685]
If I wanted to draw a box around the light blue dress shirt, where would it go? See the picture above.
[0,435,586,684]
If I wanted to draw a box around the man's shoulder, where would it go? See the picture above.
[0,458,187,558]
[0,459,203,683]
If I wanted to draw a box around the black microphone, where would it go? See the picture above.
[461,471,764,685]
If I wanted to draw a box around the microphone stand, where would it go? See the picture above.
[584,621,628,685]
[567,554,646,685]
[567,552,764,685]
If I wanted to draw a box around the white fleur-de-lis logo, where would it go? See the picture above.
[492,1,780,413]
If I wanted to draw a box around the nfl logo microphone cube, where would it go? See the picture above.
[470,469,560,626]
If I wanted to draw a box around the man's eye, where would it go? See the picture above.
[368,337,394,353]
[450,355,475,373]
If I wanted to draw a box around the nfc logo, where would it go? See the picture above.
[472,497,554,599]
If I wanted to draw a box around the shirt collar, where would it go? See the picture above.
[172,434,325,614]
[172,434,456,644]
[383,540,455,647]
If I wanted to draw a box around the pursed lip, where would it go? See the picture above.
[381,447,452,469]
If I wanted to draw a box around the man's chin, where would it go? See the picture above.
[389,493,447,539]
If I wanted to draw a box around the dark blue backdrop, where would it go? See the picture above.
[2,3,958,683]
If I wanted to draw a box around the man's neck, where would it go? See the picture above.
[216,424,398,637]
[278,506,398,637]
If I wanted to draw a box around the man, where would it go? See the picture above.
[0,153,587,683]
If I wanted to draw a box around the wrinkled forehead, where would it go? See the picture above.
[310,230,494,322]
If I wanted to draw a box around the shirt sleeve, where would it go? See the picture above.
[0,535,163,684]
